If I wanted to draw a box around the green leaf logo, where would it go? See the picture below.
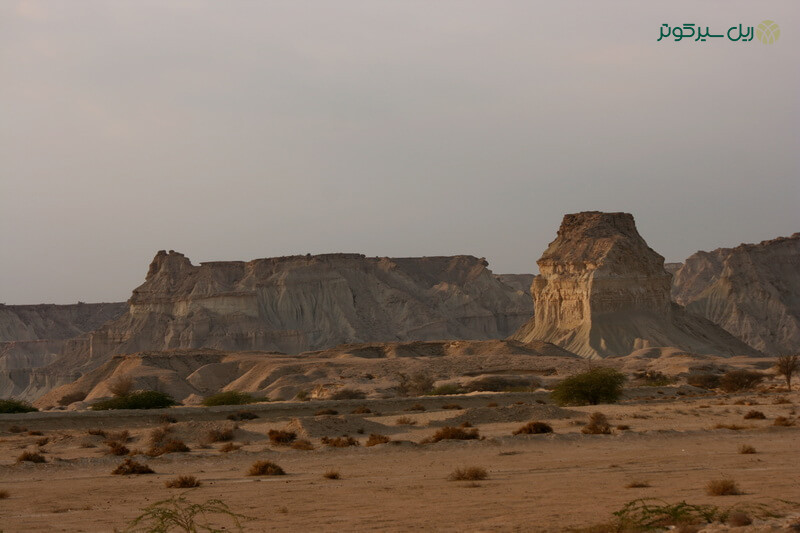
[755,20,780,44]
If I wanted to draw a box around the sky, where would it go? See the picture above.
[1,1,798,304]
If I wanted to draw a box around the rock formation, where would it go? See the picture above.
[0,302,126,342]
[671,234,800,355]
[512,212,760,358]
[10,252,532,400]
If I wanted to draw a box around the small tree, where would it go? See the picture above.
[551,368,626,406]
[776,354,800,391]
[108,376,134,398]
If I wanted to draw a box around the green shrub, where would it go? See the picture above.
[686,372,721,389]
[0,399,38,414]
[429,384,464,396]
[551,368,626,406]
[90,391,176,411]
[720,370,765,392]
[202,391,259,407]
[122,496,247,532]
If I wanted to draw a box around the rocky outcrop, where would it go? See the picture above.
[495,274,535,295]
[0,302,126,342]
[512,212,760,359]
[672,234,800,355]
[12,252,532,401]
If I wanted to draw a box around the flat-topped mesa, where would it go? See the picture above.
[513,211,759,359]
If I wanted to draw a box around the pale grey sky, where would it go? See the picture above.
[2,1,798,304]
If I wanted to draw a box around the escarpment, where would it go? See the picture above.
[511,212,759,359]
[671,233,800,355]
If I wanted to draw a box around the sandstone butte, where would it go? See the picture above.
[511,211,761,359]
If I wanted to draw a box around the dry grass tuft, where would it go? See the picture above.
[218,442,241,453]
[205,427,235,443]
[290,439,315,451]
[616,424,631,431]
[321,436,360,448]
[395,416,417,426]
[8,425,27,433]
[227,411,258,421]
[0,490,8,499]
[486,402,498,407]
[448,466,488,481]
[582,412,612,435]
[738,444,756,454]
[268,430,297,445]
[424,426,480,443]
[714,424,746,431]
[165,475,201,488]
[513,421,553,435]
[706,479,741,496]
[27,430,43,436]
[104,441,130,456]
[743,410,766,420]
[351,406,372,414]
[314,409,338,416]
[111,458,154,475]
[87,429,107,437]
[148,439,190,457]
[35,437,49,446]
[404,403,426,412]
[442,403,463,410]
[365,434,391,447]
[774,416,794,427]
[248,460,285,476]
[727,511,752,527]
[323,470,341,480]
[16,451,46,463]
[773,396,791,405]
[625,480,651,488]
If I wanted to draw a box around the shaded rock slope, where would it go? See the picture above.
[672,233,800,355]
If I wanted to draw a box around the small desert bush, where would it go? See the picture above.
[626,480,651,488]
[290,439,315,450]
[773,416,794,426]
[248,460,285,476]
[351,406,372,414]
[441,403,462,410]
[7,425,27,433]
[105,441,130,456]
[27,430,42,436]
[205,427,235,443]
[108,376,134,397]
[202,391,259,407]
[395,416,417,426]
[106,430,131,442]
[365,434,391,446]
[165,475,201,488]
[0,399,37,414]
[330,388,366,400]
[0,489,8,499]
[720,370,765,393]
[36,437,49,446]
[219,442,241,453]
[513,421,553,435]
[714,424,745,430]
[686,372,721,390]
[321,436,360,447]
[227,411,258,421]
[430,384,464,396]
[396,372,435,397]
[551,368,626,406]
[90,391,176,410]
[17,451,46,463]
[738,444,756,454]
[148,426,170,446]
[425,426,479,443]
[148,439,190,457]
[743,410,766,420]
[616,424,631,431]
[448,466,487,481]
[706,479,741,496]
[404,403,426,412]
[123,496,248,532]
[315,409,338,416]
[57,391,87,406]
[635,371,674,387]
[323,470,341,480]
[727,511,752,527]
[268,430,297,445]
[464,376,540,392]
[159,414,177,424]
[112,458,154,475]
[87,428,107,437]
[486,402,498,407]
[772,396,791,405]
[582,412,612,435]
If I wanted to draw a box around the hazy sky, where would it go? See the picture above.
[2,1,798,304]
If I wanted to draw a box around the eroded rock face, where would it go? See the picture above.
[672,234,800,355]
[13,251,532,401]
[512,212,759,358]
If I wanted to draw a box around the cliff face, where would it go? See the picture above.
[672,234,800,355]
[10,251,531,400]
[512,212,759,359]
[0,303,126,342]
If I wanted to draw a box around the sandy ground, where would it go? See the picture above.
[1,389,799,532]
